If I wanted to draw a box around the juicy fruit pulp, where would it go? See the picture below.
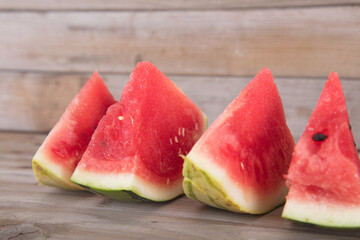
[32,71,116,190]
[282,73,360,228]
[183,68,294,214]
[71,62,207,201]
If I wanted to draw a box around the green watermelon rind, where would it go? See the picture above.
[282,198,360,228]
[32,149,83,190]
[183,151,287,214]
[70,169,184,202]
[75,184,153,202]
[183,156,240,211]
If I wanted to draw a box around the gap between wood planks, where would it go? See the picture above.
[0,0,359,12]
[1,68,360,81]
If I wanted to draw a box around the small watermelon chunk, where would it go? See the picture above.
[71,62,207,201]
[32,71,116,190]
[282,73,360,228]
[183,68,295,214]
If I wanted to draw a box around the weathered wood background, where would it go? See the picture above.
[1,0,360,141]
[1,1,360,239]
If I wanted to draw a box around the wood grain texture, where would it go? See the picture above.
[1,132,360,240]
[1,6,360,78]
[0,0,359,11]
[1,72,360,142]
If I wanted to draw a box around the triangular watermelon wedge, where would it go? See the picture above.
[32,71,116,190]
[71,62,207,201]
[183,68,295,214]
[282,73,360,228]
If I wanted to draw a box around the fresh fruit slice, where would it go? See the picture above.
[71,62,207,201]
[183,68,294,214]
[32,71,116,190]
[282,73,360,228]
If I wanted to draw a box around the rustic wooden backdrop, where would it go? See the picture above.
[1,1,360,239]
[1,0,360,141]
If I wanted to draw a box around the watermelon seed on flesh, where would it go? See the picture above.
[312,133,327,141]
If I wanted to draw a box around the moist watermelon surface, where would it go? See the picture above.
[32,71,116,190]
[282,73,360,228]
[183,68,295,214]
[71,62,207,201]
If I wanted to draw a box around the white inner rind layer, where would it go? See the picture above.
[33,147,82,190]
[283,198,360,228]
[71,167,184,202]
[70,111,207,202]
[186,151,288,214]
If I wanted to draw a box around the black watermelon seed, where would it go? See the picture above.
[354,142,357,147]
[312,133,327,141]
[349,124,352,130]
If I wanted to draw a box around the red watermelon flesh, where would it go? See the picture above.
[183,68,295,214]
[71,62,207,201]
[282,73,360,227]
[32,71,116,190]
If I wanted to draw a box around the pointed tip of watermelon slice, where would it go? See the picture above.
[256,67,272,77]
[324,72,346,98]
[327,72,341,86]
[131,61,167,82]
[251,67,275,88]
[328,71,339,79]
[132,61,157,76]
[259,67,272,74]
[92,69,100,77]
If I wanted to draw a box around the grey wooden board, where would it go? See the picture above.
[0,0,359,11]
[1,132,360,239]
[1,6,360,78]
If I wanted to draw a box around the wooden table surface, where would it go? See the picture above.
[1,132,360,239]
[2,1,360,239]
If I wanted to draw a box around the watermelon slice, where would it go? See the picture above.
[71,62,207,201]
[282,73,360,228]
[32,71,116,190]
[183,68,295,214]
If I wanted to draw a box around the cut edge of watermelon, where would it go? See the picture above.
[282,198,360,228]
[71,169,184,202]
[33,148,83,190]
[183,151,288,214]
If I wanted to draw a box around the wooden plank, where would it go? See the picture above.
[0,0,358,11]
[0,7,360,77]
[1,72,360,142]
[1,132,360,239]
